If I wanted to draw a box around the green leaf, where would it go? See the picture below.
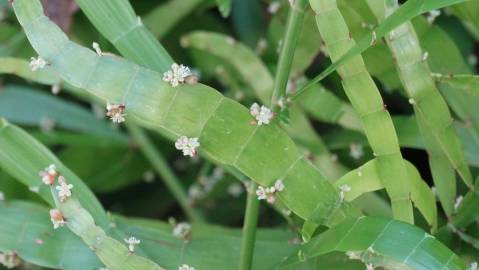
[281,216,466,269]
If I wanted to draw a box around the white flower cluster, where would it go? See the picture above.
[175,136,200,157]
[29,56,47,71]
[0,251,21,269]
[469,262,478,270]
[56,176,74,202]
[124,237,141,253]
[179,264,195,270]
[49,209,66,229]
[39,164,75,229]
[163,63,192,87]
[39,164,58,185]
[250,103,274,125]
[173,222,192,240]
[106,103,126,124]
[256,180,284,204]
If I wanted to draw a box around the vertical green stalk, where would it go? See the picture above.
[126,123,204,223]
[309,0,413,223]
[367,0,473,216]
[271,0,308,110]
[239,182,260,270]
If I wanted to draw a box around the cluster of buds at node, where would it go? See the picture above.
[29,56,47,71]
[179,264,195,270]
[163,63,196,87]
[175,136,200,157]
[124,237,141,253]
[250,103,274,126]
[49,209,66,229]
[39,164,58,185]
[56,176,74,202]
[106,103,126,124]
[39,164,74,203]
[172,222,192,241]
[0,251,21,269]
[256,180,284,204]
[339,184,351,202]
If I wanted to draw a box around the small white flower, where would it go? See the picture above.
[175,136,200,157]
[39,164,58,185]
[227,183,244,197]
[124,237,140,253]
[454,195,463,211]
[0,251,21,269]
[250,103,274,125]
[50,209,66,229]
[29,56,47,71]
[0,191,4,201]
[256,186,267,200]
[366,263,375,270]
[349,143,364,160]
[51,83,61,95]
[106,103,126,124]
[255,38,268,55]
[173,222,192,240]
[274,179,285,192]
[188,184,204,201]
[339,184,351,202]
[408,98,415,105]
[179,264,195,270]
[256,180,284,204]
[55,176,73,202]
[267,2,281,14]
[163,63,192,87]
[346,251,361,260]
[469,262,478,270]
[422,51,429,61]
[427,9,441,24]
[92,42,103,56]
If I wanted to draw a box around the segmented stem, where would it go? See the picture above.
[368,0,473,216]
[309,0,413,223]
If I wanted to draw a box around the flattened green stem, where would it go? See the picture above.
[14,0,359,227]
[49,187,165,270]
[126,123,204,223]
[294,0,468,99]
[367,0,473,215]
[271,0,308,109]
[239,182,260,270]
[309,0,413,223]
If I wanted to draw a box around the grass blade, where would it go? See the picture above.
[309,0,413,223]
